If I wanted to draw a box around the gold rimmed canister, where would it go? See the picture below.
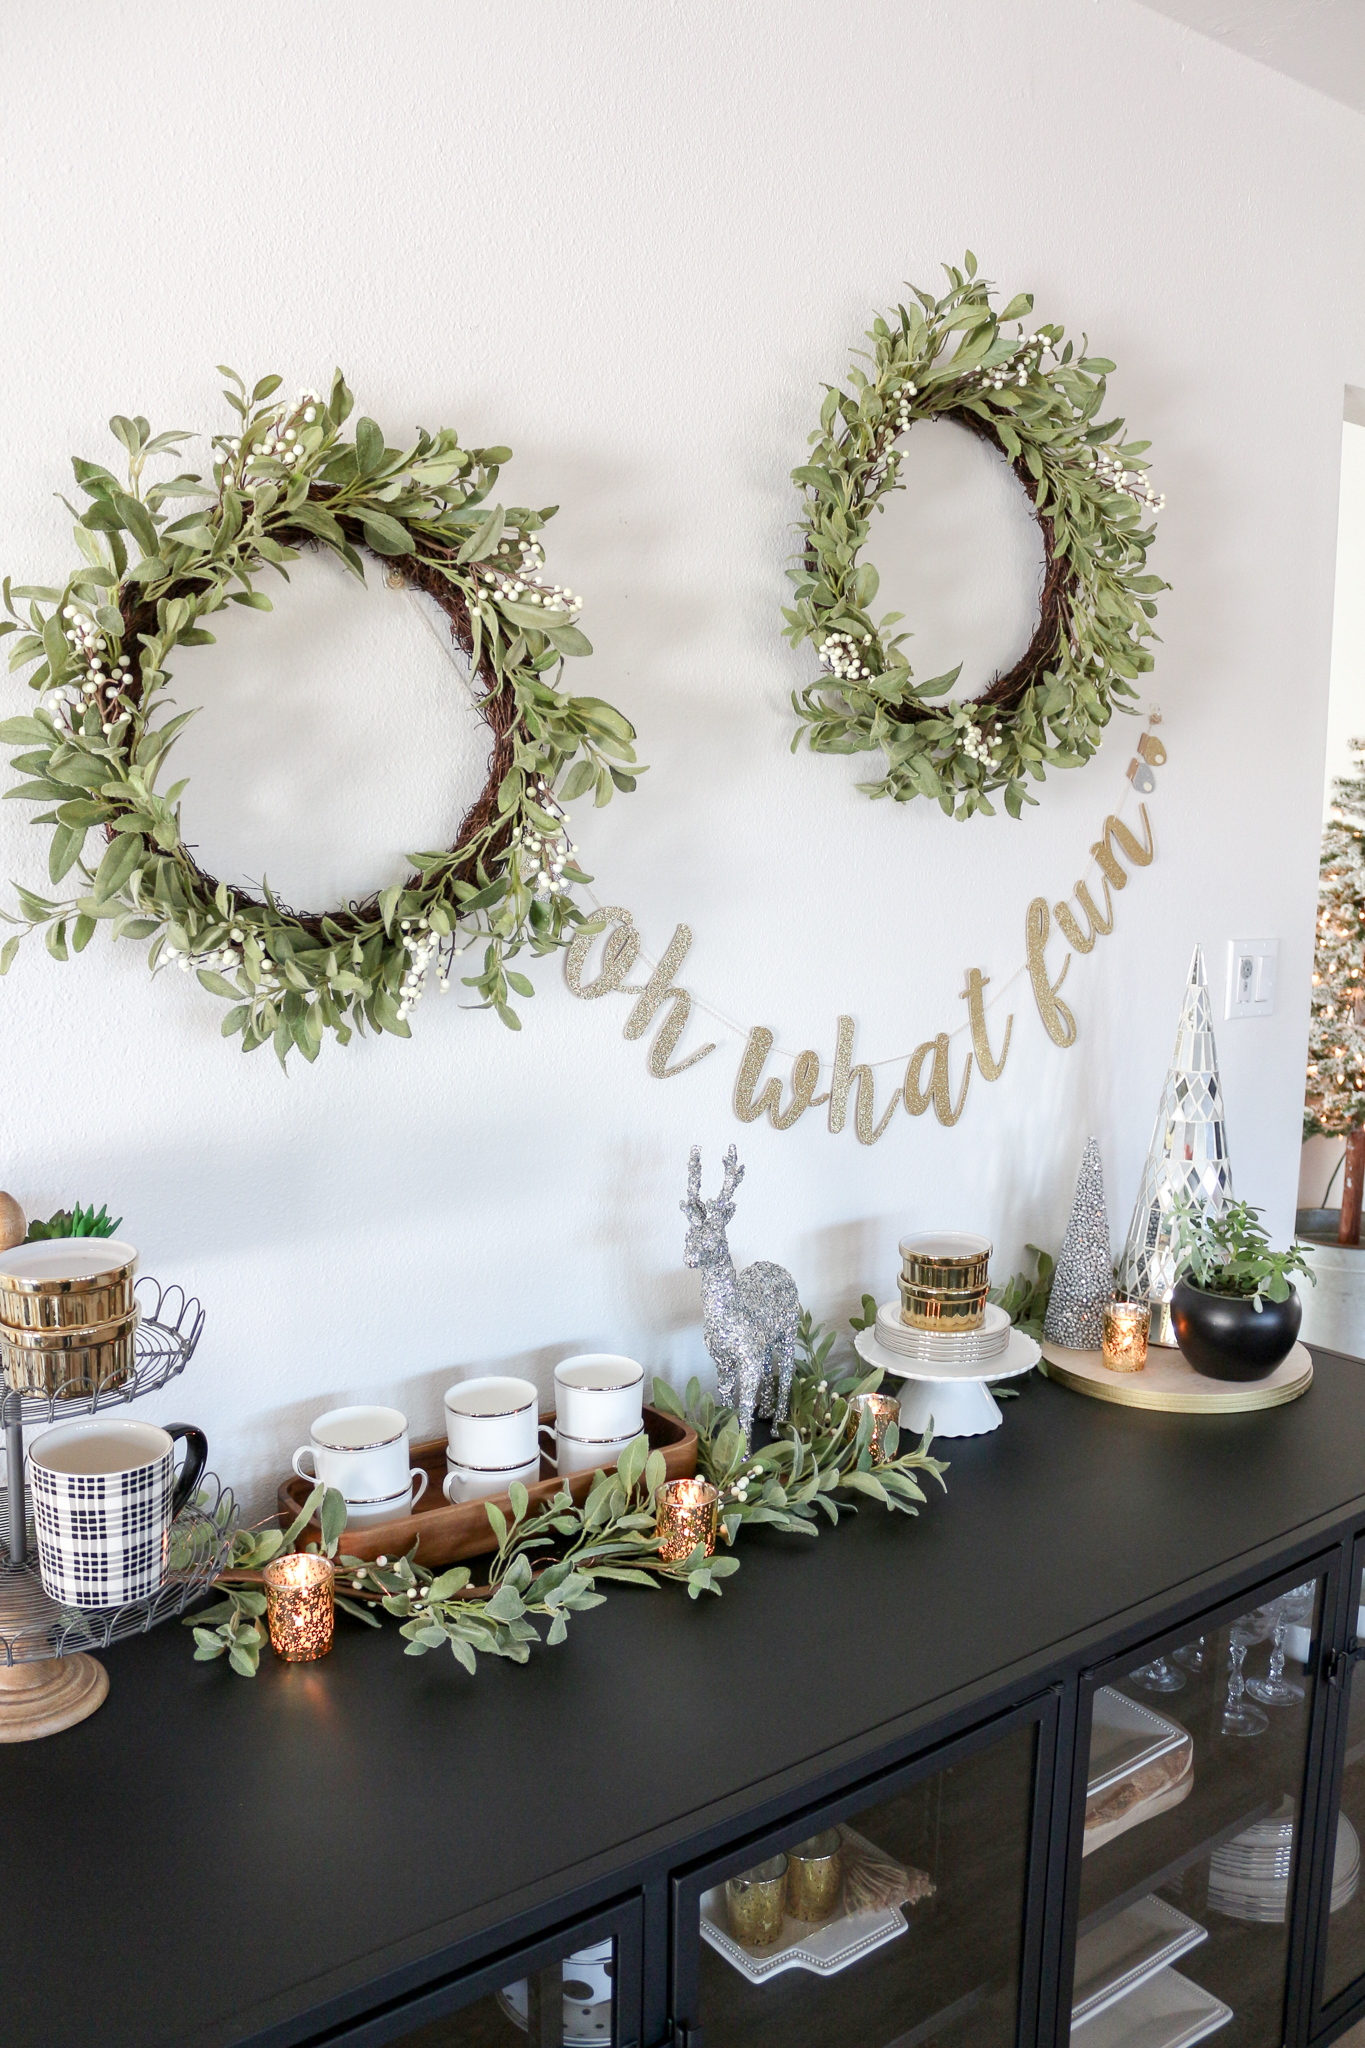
[0,1240,138,1331]
[0,1306,140,1398]
[898,1232,992,1332]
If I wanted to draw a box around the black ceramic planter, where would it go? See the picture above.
[1170,1279,1302,1381]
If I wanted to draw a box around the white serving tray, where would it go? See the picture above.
[699,1829,908,1983]
[1072,1897,1207,2026]
[1088,1689,1190,1801]
[1070,1965,1232,2048]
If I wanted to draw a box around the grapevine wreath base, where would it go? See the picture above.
[0,369,640,1063]
[785,255,1166,820]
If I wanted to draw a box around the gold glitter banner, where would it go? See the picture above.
[566,729,1166,1145]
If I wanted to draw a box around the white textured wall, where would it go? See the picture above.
[0,0,1361,1515]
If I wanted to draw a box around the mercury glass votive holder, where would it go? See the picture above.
[264,1552,335,1662]
[852,1392,900,1466]
[1102,1299,1151,1374]
[785,1830,843,1921]
[725,1855,788,1946]
[656,1478,718,1564]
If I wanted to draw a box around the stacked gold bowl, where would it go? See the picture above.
[0,1241,140,1398]
[898,1233,992,1332]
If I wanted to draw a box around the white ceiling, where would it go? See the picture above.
[1139,0,1365,112]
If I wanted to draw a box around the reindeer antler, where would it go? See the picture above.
[680,1144,705,1219]
[716,1144,745,1218]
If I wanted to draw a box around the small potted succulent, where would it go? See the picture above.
[1170,1199,1315,1381]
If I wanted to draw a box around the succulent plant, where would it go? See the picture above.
[25,1200,122,1242]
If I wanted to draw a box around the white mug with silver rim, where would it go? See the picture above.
[444,1376,539,1468]
[343,1477,430,1525]
[554,1354,644,1441]
[442,1452,542,1505]
[554,1426,640,1478]
[28,1416,208,1608]
[292,1405,427,1509]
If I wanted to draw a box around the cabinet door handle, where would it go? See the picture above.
[1328,1636,1363,1687]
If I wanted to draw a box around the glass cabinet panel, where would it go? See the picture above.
[1320,1559,1365,2015]
[378,1948,615,2047]
[677,1707,1045,2048]
[1071,1578,1325,2048]
[328,1905,639,2048]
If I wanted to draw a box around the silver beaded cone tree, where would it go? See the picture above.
[1119,944,1233,1344]
[1043,1137,1112,1350]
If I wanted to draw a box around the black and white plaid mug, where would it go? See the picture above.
[27,1417,208,1609]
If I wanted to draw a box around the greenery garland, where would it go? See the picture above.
[190,1324,949,1678]
[785,255,1166,821]
[0,369,641,1063]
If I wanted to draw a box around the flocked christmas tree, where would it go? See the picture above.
[1305,740,1365,1245]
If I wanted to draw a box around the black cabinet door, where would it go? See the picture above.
[1308,1532,1365,2037]
[668,1689,1059,2048]
[1056,1553,1340,2048]
[294,1897,644,2048]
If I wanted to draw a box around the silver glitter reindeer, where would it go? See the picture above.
[681,1144,800,1441]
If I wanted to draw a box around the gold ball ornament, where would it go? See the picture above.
[0,1193,25,1251]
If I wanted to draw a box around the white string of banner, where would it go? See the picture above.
[404,581,1156,1070]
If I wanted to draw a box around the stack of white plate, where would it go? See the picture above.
[1208,1807,1359,1924]
[873,1299,1011,1366]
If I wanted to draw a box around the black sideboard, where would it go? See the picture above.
[11,1347,1365,2048]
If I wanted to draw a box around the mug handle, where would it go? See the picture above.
[165,1424,209,1518]
[409,1467,429,1508]
[442,1470,460,1506]
[538,1422,558,1469]
[292,1447,319,1486]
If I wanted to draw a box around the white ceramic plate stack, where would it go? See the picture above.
[853,1308,1040,1439]
[1207,1806,1359,1924]
[873,1299,1012,1365]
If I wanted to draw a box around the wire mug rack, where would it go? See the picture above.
[0,1276,233,1740]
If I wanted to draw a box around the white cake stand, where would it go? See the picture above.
[853,1325,1041,1437]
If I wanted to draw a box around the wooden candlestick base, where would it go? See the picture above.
[0,1654,108,1741]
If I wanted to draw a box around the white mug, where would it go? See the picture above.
[554,1354,645,1440]
[28,1417,208,1608]
[444,1376,539,1468]
[344,1474,429,1525]
[292,1405,422,1505]
[554,1426,639,1478]
[443,1453,541,1505]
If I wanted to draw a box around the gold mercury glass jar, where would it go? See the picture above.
[725,1855,788,1945]
[786,1830,843,1921]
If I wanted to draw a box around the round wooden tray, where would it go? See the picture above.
[1040,1339,1314,1413]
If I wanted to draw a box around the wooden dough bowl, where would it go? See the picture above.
[276,1403,698,1567]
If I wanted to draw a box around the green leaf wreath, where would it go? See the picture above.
[785,254,1166,821]
[190,1343,948,1679]
[0,369,641,1063]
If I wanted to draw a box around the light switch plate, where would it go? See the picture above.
[1226,939,1278,1019]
